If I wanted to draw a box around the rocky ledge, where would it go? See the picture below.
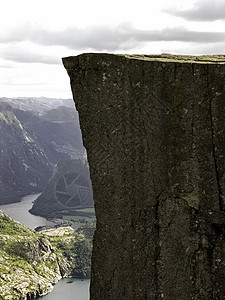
[0,210,94,300]
[63,53,225,299]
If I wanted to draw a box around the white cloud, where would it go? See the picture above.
[165,0,225,21]
[1,23,225,54]
[0,62,72,98]
[1,45,60,64]
[1,0,225,97]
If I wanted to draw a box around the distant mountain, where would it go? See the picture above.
[0,97,75,114]
[15,105,84,163]
[30,159,94,219]
[0,98,86,205]
[0,103,52,204]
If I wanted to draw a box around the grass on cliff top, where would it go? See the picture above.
[123,53,225,64]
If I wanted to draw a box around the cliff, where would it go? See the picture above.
[0,210,93,299]
[63,53,225,299]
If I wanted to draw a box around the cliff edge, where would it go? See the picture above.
[63,53,225,299]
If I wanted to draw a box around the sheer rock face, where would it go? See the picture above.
[63,53,225,300]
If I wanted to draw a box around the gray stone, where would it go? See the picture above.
[63,53,225,300]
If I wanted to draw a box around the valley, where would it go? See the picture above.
[0,97,95,299]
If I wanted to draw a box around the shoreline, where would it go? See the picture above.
[0,194,91,300]
[35,278,90,300]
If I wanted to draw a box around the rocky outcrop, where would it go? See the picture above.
[63,53,225,299]
[0,210,93,299]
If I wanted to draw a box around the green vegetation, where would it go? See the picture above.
[0,112,8,122]
[0,210,94,299]
[0,110,20,125]
[76,207,95,213]
[62,207,95,223]
[123,53,225,64]
[62,215,94,222]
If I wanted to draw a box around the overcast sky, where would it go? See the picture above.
[1,0,225,98]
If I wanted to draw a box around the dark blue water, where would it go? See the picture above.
[0,194,90,299]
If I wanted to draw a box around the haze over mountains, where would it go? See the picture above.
[0,97,86,205]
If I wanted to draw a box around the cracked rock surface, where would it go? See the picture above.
[63,53,225,300]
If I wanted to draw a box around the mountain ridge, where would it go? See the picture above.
[0,98,85,204]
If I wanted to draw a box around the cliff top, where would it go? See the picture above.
[63,53,225,65]
[124,53,225,64]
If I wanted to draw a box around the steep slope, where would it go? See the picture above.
[30,159,93,218]
[0,102,85,204]
[15,105,84,162]
[0,210,94,300]
[0,103,52,204]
